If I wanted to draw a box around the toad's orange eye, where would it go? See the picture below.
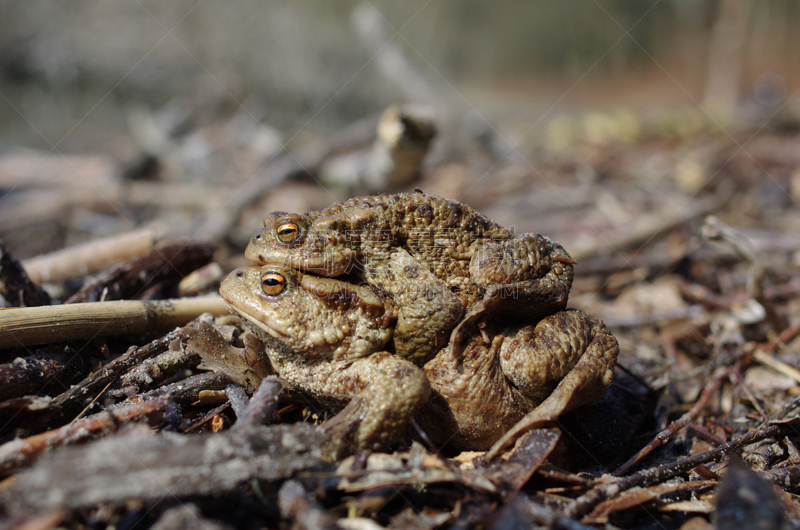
[261,272,286,296]
[276,222,301,243]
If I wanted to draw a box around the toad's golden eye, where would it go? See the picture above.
[261,272,286,296]
[276,222,301,243]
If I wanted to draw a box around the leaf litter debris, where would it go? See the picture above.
[1,102,800,529]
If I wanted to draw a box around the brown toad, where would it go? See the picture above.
[221,264,429,453]
[244,191,576,364]
[219,256,618,457]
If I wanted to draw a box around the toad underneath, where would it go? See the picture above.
[219,256,618,458]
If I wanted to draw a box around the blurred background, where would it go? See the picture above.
[0,0,798,275]
[3,4,800,525]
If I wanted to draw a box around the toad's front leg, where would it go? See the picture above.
[362,249,464,366]
[316,352,431,457]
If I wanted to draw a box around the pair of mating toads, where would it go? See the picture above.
[219,190,619,459]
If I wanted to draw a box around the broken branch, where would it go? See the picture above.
[0,297,229,349]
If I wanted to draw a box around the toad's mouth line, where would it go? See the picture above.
[223,302,291,341]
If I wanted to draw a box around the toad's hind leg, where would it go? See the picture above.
[363,249,464,365]
[323,352,430,458]
[469,233,575,320]
[486,309,618,461]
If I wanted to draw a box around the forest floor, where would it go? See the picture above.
[0,96,799,529]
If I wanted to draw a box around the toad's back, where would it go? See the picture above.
[313,192,515,279]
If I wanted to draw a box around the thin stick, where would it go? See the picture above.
[701,215,785,332]
[569,191,729,262]
[752,350,800,384]
[612,362,733,476]
[751,317,800,383]
[0,297,230,349]
[128,371,230,406]
[50,330,179,416]
[612,318,800,476]
[22,229,156,284]
[66,242,214,303]
[233,377,282,429]
[566,422,784,521]
[225,384,250,420]
[115,347,202,395]
[0,396,170,474]
[70,379,116,424]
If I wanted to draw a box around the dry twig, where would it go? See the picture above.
[566,421,786,521]
[569,191,730,262]
[115,346,202,395]
[613,360,740,476]
[700,214,784,332]
[0,396,170,474]
[130,371,230,406]
[232,376,282,429]
[0,349,84,401]
[0,297,229,349]
[614,318,800,475]
[51,329,181,413]
[22,229,156,284]
[66,241,214,303]
[1,424,328,512]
